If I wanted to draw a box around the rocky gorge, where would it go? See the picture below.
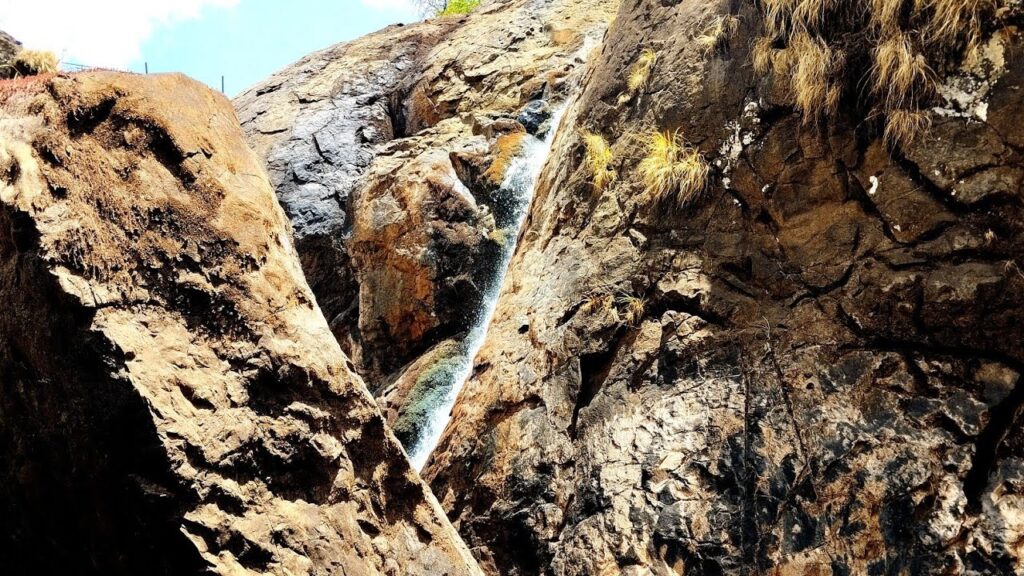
[2,0,1024,574]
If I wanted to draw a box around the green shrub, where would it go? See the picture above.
[439,0,481,16]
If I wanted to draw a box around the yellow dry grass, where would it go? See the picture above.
[872,32,936,109]
[919,0,998,50]
[638,130,710,206]
[753,37,777,74]
[884,108,932,147]
[618,49,658,105]
[763,0,798,38]
[582,292,616,316]
[697,15,741,54]
[792,0,839,30]
[582,289,647,327]
[627,49,658,93]
[753,0,1007,145]
[11,49,58,77]
[582,131,617,192]
[871,0,906,31]
[616,295,647,326]
[789,32,844,121]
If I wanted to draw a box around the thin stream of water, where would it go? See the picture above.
[407,102,571,470]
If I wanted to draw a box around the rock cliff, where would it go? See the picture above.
[3,1,1024,575]
[422,1,1024,574]
[0,71,480,575]
[234,0,618,397]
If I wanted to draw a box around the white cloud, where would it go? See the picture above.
[0,0,239,69]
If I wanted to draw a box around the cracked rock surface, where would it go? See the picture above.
[425,1,1024,574]
[0,71,481,576]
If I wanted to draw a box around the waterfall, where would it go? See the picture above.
[406,101,571,470]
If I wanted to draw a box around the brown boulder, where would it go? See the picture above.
[0,71,480,575]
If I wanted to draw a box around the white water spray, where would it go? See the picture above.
[406,102,571,470]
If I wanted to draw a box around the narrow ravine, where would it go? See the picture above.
[406,101,572,470]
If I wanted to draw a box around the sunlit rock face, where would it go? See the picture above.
[234,0,620,393]
[0,71,481,576]
[424,1,1024,574]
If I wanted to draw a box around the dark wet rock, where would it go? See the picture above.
[518,100,551,136]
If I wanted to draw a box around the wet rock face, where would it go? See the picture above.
[0,72,480,575]
[235,22,455,368]
[426,1,1024,574]
[349,130,501,383]
[517,100,552,136]
[235,0,619,388]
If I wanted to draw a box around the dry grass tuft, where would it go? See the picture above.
[753,36,777,74]
[619,49,658,104]
[582,289,647,326]
[872,32,936,109]
[871,0,907,31]
[763,0,799,38]
[616,295,647,326]
[754,0,1008,146]
[792,0,840,31]
[920,0,998,50]
[884,107,932,147]
[697,15,741,54]
[12,50,58,77]
[582,292,616,316]
[628,49,658,93]
[789,32,844,121]
[582,131,617,192]
[639,130,710,205]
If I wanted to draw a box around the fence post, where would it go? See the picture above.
[221,76,225,94]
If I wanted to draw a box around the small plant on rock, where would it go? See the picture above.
[582,131,617,192]
[883,108,932,147]
[581,291,616,317]
[581,289,647,327]
[618,48,658,104]
[697,15,741,54]
[616,295,647,326]
[438,0,481,16]
[638,130,710,206]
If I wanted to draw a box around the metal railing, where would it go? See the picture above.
[59,61,226,93]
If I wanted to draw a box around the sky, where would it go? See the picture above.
[0,0,422,96]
